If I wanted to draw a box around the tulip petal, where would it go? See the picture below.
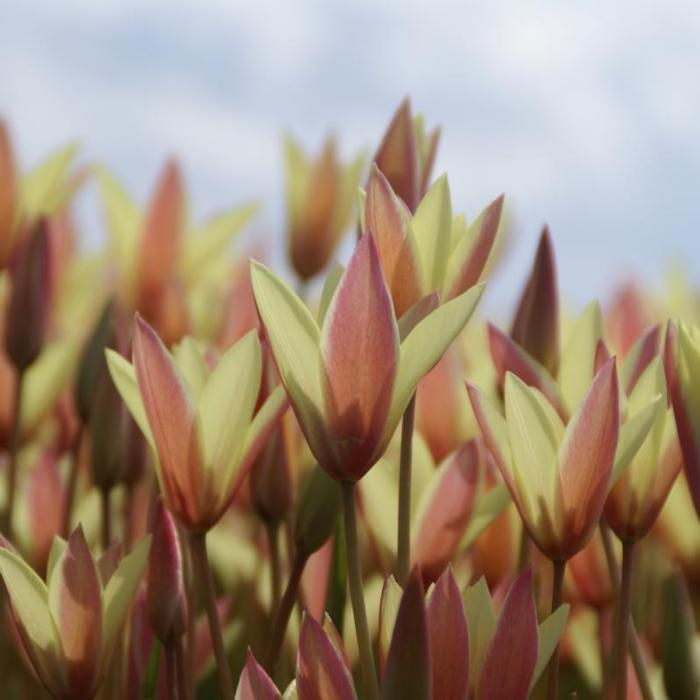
[365,165,423,315]
[297,614,358,700]
[378,576,403,668]
[198,330,261,474]
[397,291,440,342]
[559,301,604,414]
[103,535,151,652]
[510,228,560,375]
[411,174,452,295]
[487,324,566,420]
[250,260,330,464]
[390,284,484,433]
[373,98,419,212]
[0,548,62,691]
[382,570,431,700]
[478,569,538,700]
[445,195,504,301]
[320,234,399,477]
[133,315,200,505]
[412,442,480,583]
[462,577,496,693]
[172,336,209,398]
[105,349,155,450]
[620,324,661,395]
[318,261,345,326]
[558,359,619,550]
[48,526,102,695]
[236,650,281,700]
[531,604,569,688]
[426,568,469,700]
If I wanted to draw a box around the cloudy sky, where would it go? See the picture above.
[1,1,699,311]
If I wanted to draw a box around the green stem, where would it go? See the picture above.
[599,521,654,700]
[546,559,566,700]
[342,481,380,700]
[396,393,416,586]
[189,532,234,700]
[264,550,307,675]
[101,487,112,551]
[266,521,282,620]
[4,371,24,537]
[615,540,635,700]
[165,642,180,700]
[174,637,187,700]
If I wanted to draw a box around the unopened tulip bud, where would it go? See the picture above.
[293,465,342,558]
[147,498,186,643]
[5,220,51,372]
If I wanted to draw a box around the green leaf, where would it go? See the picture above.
[531,603,569,688]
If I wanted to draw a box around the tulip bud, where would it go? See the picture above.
[293,465,342,558]
[5,220,51,372]
[0,120,18,269]
[89,368,128,492]
[75,300,115,425]
[147,498,186,643]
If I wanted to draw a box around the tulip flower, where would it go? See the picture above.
[0,526,150,700]
[251,233,483,483]
[370,98,440,213]
[284,134,364,281]
[666,321,700,517]
[106,318,288,533]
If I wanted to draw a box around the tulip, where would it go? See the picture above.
[251,233,483,485]
[0,119,18,269]
[107,318,287,700]
[0,526,150,700]
[666,321,700,518]
[371,98,440,213]
[284,134,364,281]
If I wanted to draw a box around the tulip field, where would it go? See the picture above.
[0,100,698,700]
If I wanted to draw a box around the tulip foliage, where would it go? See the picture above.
[0,103,697,700]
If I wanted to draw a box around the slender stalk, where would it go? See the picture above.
[189,532,234,700]
[123,483,135,551]
[396,393,416,586]
[342,481,380,700]
[165,643,179,700]
[4,371,24,537]
[179,522,196,700]
[546,559,566,700]
[61,426,83,537]
[174,637,187,700]
[101,488,112,551]
[265,521,282,619]
[615,541,635,700]
[599,521,654,700]
[264,551,307,675]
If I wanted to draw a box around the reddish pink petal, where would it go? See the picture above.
[426,568,469,700]
[559,358,620,554]
[0,119,17,267]
[605,283,653,357]
[133,314,201,525]
[382,569,431,699]
[594,339,612,373]
[510,228,559,375]
[147,498,186,642]
[320,234,399,479]
[297,614,357,700]
[488,323,567,420]
[412,442,480,583]
[138,159,184,300]
[238,650,281,700]
[28,452,63,574]
[97,543,123,586]
[623,324,661,394]
[372,99,419,212]
[397,291,440,342]
[447,194,504,301]
[51,526,103,698]
[365,165,423,316]
[478,569,538,700]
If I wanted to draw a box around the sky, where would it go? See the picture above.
[1,1,699,312]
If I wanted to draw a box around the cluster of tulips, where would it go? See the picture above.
[0,99,698,700]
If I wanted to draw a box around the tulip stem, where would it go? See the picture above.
[266,521,282,619]
[342,481,380,700]
[165,638,187,700]
[189,532,235,700]
[546,558,566,700]
[614,540,635,700]
[599,521,653,700]
[264,548,307,675]
[101,488,112,550]
[3,371,24,538]
[61,427,83,537]
[396,393,416,586]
